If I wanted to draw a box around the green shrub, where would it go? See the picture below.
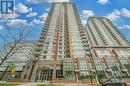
[0,83,18,86]
[37,84,63,86]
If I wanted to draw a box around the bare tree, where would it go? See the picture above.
[0,18,33,66]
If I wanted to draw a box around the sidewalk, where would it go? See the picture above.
[16,82,99,86]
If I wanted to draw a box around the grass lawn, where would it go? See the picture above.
[87,84,100,86]
[37,84,100,86]
[0,83,18,86]
[37,84,63,86]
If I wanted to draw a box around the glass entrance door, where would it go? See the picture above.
[41,70,53,81]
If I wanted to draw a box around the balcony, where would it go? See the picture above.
[43,28,48,31]
[37,43,43,47]
[33,52,41,57]
[41,32,46,36]
[90,69,96,72]
[82,39,88,43]
[82,36,87,39]
[105,68,111,72]
[121,68,127,72]
[74,69,80,73]
[124,64,130,72]
[111,66,119,71]
[80,33,86,36]
[79,30,84,33]
[44,24,49,27]
[42,28,48,32]
[84,47,89,51]
[39,39,45,43]
[83,44,89,47]
[35,47,42,52]
[40,36,45,39]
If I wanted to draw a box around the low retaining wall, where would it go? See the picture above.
[52,79,98,83]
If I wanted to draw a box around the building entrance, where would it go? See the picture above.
[39,70,53,81]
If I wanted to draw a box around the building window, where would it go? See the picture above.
[94,60,103,70]
[79,60,88,70]
[116,49,130,58]
[24,74,26,78]
[120,60,128,64]
[43,50,47,53]
[65,60,73,71]
[43,56,46,59]
[96,50,111,57]
[79,60,89,76]
[56,70,63,78]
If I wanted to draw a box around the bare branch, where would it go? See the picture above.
[0,21,33,65]
[0,56,3,60]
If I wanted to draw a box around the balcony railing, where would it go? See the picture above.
[124,64,130,74]
[35,47,42,52]
[111,66,119,71]
[39,39,45,43]
[37,43,43,47]
[33,52,41,57]
[82,36,87,40]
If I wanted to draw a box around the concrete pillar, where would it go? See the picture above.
[38,69,41,80]
[30,64,38,81]
[52,62,56,80]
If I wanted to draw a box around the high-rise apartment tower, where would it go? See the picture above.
[21,2,89,82]
[85,17,130,83]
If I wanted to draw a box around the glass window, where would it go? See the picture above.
[97,50,111,57]
[94,60,103,70]
[120,60,128,64]
[79,60,89,76]
[65,60,73,71]
[116,49,130,58]
[79,60,88,70]
[80,71,89,76]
